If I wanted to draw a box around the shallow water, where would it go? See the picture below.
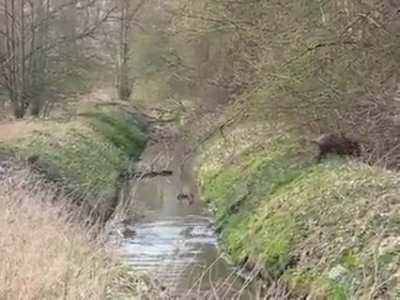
[113,143,260,299]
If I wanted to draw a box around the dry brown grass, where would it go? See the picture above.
[0,165,139,300]
[0,119,48,142]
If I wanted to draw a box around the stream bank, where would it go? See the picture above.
[0,105,148,221]
[0,105,151,298]
[111,139,263,299]
[196,121,400,299]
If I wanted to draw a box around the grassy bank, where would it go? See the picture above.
[0,167,152,299]
[197,123,400,299]
[0,106,150,298]
[1,106,147,220]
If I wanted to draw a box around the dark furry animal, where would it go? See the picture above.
[177,192,194,205]
[311,133,361,161]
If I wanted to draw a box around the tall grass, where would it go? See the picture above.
[0,165,145,299]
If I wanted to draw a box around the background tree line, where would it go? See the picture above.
[173,0,400,168]
[0,0,152,119]
[0,0,111,118]
[2,0,400,167]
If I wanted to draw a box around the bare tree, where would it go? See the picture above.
[173,0,400,167]
[0,0,115,118]
[116,0,147,101]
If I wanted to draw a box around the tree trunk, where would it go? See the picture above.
[117,0,132,101]
[30,0,49,117]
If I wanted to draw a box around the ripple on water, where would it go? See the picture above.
[115,215,225,294]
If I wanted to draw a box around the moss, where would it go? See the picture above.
[198,123,400,298]
[339,249,363,270]
[79,110,147,158]
[6,107,147,219]
[326,283,348,300]
[286,269,318,296]
[252,213,296,276]
[201,166,243,219]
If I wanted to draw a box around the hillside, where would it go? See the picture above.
[196,121,400,298]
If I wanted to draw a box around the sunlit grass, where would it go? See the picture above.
[1,107,148,220]
[198,123,400,298]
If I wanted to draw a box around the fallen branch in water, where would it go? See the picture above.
[133,170,173,179]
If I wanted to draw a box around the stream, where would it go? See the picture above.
[111,142,261,299]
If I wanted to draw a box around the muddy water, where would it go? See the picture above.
[113,143,259,299]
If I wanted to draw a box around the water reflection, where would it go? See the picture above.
[113,145,259,299]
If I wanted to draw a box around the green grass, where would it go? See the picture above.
[198,124,400,298]
[5,107,148,219]
[80,110,147,159]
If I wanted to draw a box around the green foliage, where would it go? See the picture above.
[80,110,148,158]
[326,282,348,300]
